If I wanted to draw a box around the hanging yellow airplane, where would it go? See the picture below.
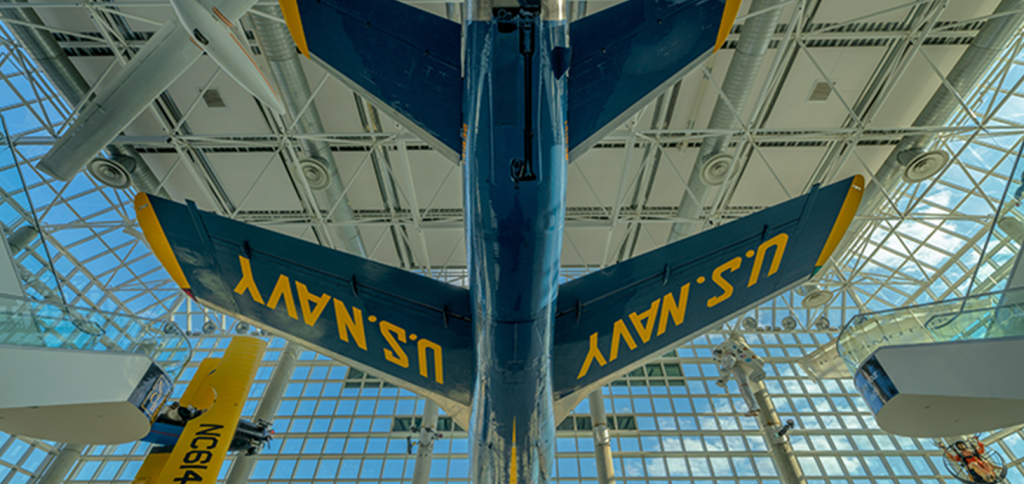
[133,336,267,484]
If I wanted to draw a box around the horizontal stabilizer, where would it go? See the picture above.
[551,176,864,415]
[135,194,474,422]
[568,0,739,160]
[279,0,462,161]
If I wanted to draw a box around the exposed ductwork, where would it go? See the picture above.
[829,0,1024,262]
[668,0,787,243]
[0,0,167,196]
[250,5,366,257]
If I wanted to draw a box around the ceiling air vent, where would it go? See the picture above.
[202,88,227,109]
[808,80,833,102]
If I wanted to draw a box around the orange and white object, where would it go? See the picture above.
[170,0,286,113]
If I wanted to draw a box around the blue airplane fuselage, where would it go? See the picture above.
[463,3,567,482]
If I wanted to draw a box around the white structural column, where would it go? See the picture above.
[33,443,85,484]
[753,382,805,484]
[588,390,616,484]
[224,341,301,484]
[410,399,440,484]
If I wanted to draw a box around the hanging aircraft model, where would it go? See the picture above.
[134,337,269,484]
[135,0,865,482]
[35,0,283,182]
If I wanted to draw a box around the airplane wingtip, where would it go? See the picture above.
[715,0,743,52]
[134,192,192,293]
[814,175,866,269]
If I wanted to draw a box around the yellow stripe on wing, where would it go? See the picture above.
[815,174,865,268]
[278,0,309,58]
[509,419,517,484]
[134,193,190,291]
[715,0,743,52]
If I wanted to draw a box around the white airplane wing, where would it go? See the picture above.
[36,0,261,181]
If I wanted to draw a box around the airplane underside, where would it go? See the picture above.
[134,0,866,482]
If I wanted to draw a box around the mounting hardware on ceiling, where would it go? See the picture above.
[796,283,833,308]
[780,315,798,331]
[741,316,758,331]
[813,316,830,330]
[700,153,733,185]
[898,149,950,183]
[202,88,228,109]
[299,157,331,190]
[87,157,133,189]
[807,80,835,103]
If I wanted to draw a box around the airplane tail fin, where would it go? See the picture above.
[551,176,864,418]
[568,0,741,159]
[277,0,462,160]
[134,193,474,425]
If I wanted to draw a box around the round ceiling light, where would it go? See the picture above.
[813,316,830,330]
[780,315,798,331]
[741,316,758,331]
[700,153,733,186]
[202,320,219,335]
[901,150,950,183]
[299,158,331,191]
[87,158,132,189]
[801,288,833,308]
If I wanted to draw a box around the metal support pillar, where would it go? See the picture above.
[224,341,301,484]
[588,390,616,484]
[410,399,440,484]
[33,443,84,484]
[752,381,805,484]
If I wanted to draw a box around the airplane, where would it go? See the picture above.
[134,336,269,484]
[133,0,866,482]
[35,0,280,182]
[169,0,286,114]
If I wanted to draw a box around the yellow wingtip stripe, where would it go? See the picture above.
[134,193,190,291]
[715,0,743,52]
[815,174,865,268]
[509,419,517,484]
[279,0,310,59]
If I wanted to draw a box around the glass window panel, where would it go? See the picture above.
[382,459,404,478]
[798,457,821,477]
[316,460,339,479]
[558,458,579,478]
[688,458,711,477]
[666,457,687,476]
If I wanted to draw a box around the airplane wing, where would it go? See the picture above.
[36,0,262,182]
[277,0,462,161]
[148,337,265,484]
[568,0,741,160]
[550,175,864,420]
[135,193,474,425]
[36,20,201,181]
